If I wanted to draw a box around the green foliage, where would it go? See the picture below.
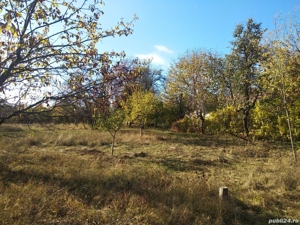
[221,18,266,136]
[252,100,300,141]
[94,108,125,155]
[251,101,281,140]
[161,102,181,128]
[257,13,300,143]
[206,106,243,134]
[125,91,163,127]
[94,108,125,134]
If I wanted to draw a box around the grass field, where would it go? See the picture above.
[0,124,299,225]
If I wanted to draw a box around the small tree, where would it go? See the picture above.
[125,91,163,136]
[94,108,125,155]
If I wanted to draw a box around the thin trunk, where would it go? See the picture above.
[281,77,297,162]
[140,126,142,137]
[140,122,144,137]
[278,60,297,162]
[111,138,115,156]
[243,110,249,137]
[111,131,116,156]
[284,106,296,161]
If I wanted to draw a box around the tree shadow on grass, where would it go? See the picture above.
[0,159,281,225]
[219,197,279,225]
[156,157,217,172]
[154,131,248,149]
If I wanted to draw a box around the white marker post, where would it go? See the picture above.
[219,186,229,200]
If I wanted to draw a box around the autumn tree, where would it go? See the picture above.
[135,62,165,93]
[258,12,300,161]
[65,57,141,128]
[124,90,163,136]
[165,49,221,133]
[0,0,138,125]
[94,107,125,155]
[222,18,266,137]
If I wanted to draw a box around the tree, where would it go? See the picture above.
[136,62,165,93]
[259,11,300,161]
[0,0,138,125]
[65,57,141,128]
[222,18,266,137]
[124,91,163,136]
[94,107,125,155]
[165,49,220,133]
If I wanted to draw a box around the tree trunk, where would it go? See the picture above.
[201,118,205,134]
[284,106,296,160]
[277,51,297,162]
[198,110,205,134]
[111,139,115,156]
[281,81,297,162]
[178,93,184,119]
[243,110,249,137]
[111,132,116,156]
[140,126,143,137]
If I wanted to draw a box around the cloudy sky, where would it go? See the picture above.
[98,0,300,70]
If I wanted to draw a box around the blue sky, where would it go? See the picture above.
[98,0,300,70]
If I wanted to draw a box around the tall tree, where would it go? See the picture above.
[223,18,266,137]
[260,11,300,161]
[136,63,165,93]
[165,49,220,133]
[0,0,138,125]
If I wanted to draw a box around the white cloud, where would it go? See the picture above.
[135,45,173,67]
[154,45,173,54]
[136,53,166,65]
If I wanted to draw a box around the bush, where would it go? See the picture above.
[252,101,300,141]
[171,116,201,133]
[206,106,243,134]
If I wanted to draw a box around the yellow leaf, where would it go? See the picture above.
[10,24,18,37]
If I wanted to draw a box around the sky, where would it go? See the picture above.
[96,0,300,71]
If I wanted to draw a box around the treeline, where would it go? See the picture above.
[2,15,300,143]
[165,17,300,142]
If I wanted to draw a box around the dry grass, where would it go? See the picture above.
[0,124,299,224]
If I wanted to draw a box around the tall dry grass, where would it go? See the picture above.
[0,124,299,224]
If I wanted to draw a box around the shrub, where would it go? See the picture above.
[171,116,201,133]
[252,100,300,141]
[206,106,243,134]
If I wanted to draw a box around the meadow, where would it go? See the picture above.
[0,124,299,225]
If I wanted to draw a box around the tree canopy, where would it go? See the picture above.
[0,0,138,124]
